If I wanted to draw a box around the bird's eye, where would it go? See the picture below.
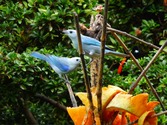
[76,59,79,61]
[69,31,73,34]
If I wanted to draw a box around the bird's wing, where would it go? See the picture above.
[81,35,101,46]
[81,35,111,49]
[47,55,69,72]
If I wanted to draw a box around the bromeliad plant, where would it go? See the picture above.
[67,85,159,125]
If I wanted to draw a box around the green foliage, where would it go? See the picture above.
[141,19,160,42]
[103,52,167,124]
[0,0,167,124]
[0,0,97,52]
[0,46,82,124]
[108,0,166,51]
[0,0,97,124]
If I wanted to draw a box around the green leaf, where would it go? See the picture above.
[38,8,47,13]
[159,40,167,51]
[20,85,27,90]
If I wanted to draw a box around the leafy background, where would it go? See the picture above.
[0,0,167,124]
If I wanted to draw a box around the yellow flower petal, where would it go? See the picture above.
[75,92,92,107]
[101,85,125,109]
[76,85,125,108]
[138,111,157,125]
[106,93,152,117]
[67,106,101,125]
[67,106,93,125]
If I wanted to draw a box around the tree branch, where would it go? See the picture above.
[35,93,67,112]
[64,75,78,107]
[107,27,167,54]
[128,110,167,125]
[151,110,167,118]
[73,12,94,111]
[18,98,38,125]
[129,41,167,94]
[111,32,166,111]
[97,0,109,123]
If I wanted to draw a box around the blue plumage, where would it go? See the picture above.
[63,29,128,58]
[30,52,81,78]
[47,55,69,72]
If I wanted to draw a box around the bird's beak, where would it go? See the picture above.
[62,30,67,34]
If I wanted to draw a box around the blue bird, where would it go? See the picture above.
[63,29,128,58]
[30,52,81,79]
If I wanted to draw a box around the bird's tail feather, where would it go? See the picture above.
[106,51,129,58]
[30,52,47,61]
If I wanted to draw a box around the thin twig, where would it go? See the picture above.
[129,41,167,94]
[97,0,109,123]
[73,12,94,111]
[111,32,166,110]
[127,110,167,125]
[35,93,67,111]
[107,27,167,54]
[18,98,38,125]
[151,110,167,118]
[64,75,78,107]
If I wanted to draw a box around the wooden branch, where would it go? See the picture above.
[79,8,109,88]
[111,32,166,111]
[35,93,67,112]
[64,75,78,107]
[129,41,167,94]
[18,98,38,125]
[90,58,99,87]
[107,27,167,54]
[97,0,109,123]
[128,110,167,125]
[73,12,94,112]
[151,110,167,118]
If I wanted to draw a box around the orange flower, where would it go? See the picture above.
[76,85,125,108]
[67,106,94,125]
[138,111,158,125]
[106,93,157,117]
[67,85,159,125]
[67,106,101,125]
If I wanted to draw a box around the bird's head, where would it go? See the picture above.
[63,29,77,39]
[71,57,81,65]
